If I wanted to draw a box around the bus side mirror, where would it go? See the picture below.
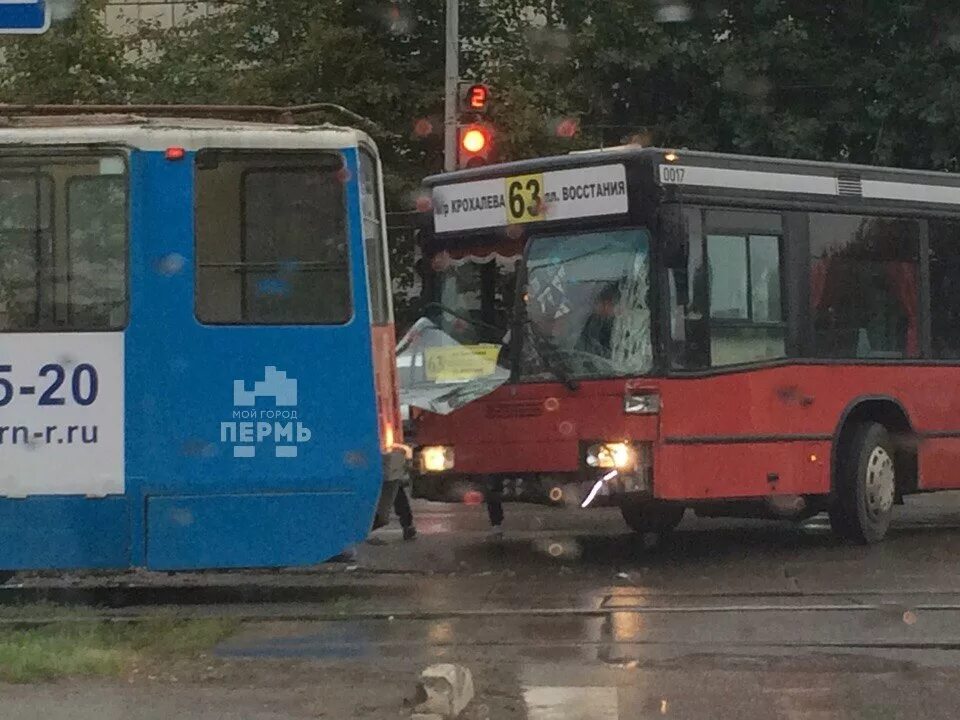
[658,205,688,270]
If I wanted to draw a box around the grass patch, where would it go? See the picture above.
[0,617,239,683]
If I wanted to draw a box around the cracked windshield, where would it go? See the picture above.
[5,1,960,719]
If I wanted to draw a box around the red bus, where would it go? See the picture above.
[403,147,960,543]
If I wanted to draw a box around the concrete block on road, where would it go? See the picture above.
[414,663,475,719]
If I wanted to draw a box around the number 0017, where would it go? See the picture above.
[661,166,686,184]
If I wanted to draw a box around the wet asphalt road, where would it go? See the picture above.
[217,494,960,718]
[11,495,960,718]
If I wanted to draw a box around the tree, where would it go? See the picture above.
[0,0,137,103]
[7,0,960,324]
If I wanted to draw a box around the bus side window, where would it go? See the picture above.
[706,233,785,367]
[809,214,920,359]
[929,220,960,360]
[668,207,709,370]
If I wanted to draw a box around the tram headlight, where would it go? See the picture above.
[420,445,455,473]
[585,442,636,471]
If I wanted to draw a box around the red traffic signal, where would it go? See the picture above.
[458,123,493,168]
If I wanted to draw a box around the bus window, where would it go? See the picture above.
[425,237,521,345]
[67,176,127,329]
[520,228,653,381]
[668,208,709,370]
[929,220,960,360]
[195,151,350,325]
[706,233,785,367]
[810,215,920,359]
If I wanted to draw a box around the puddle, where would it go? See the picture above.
[523,686,619,720]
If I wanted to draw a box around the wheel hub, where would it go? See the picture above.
[865,446,896,518]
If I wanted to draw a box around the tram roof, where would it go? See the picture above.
[0,114,375,152]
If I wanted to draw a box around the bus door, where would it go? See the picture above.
[127,147,382,570]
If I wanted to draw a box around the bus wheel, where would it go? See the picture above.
[621,500,685,535]
[829,422,896,544]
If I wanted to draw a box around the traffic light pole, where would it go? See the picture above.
[443,0,459,172]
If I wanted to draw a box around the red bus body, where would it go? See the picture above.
[407,147,960,541]
[416,365,960,499]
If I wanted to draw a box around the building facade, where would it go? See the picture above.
[103,0,214,32]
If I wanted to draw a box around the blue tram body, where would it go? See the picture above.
[0,117,404,573]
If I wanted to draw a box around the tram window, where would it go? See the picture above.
[809,214,920,359]
[0,155,127,333]
[67,176,127,329]
[0,175,52,330]
[360,148,390,324]
[195,151,350,325]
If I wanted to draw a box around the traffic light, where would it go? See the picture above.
[458,123,493,168]
[456,82,494,168]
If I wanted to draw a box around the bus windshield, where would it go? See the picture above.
[519,227,654,381]
[397,237,519,414]
[425,237,521,345]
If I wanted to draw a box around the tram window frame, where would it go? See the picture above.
[194,149,353,326]
[0,173,52,331]
[359,146,391,325]
[0,151,129,334]
[65,174,129,331]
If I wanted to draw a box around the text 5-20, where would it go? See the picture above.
[0,364,99,407]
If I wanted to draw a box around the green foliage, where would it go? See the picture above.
[0,0,135,103]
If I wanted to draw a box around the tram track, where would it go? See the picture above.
[4,581,960,627]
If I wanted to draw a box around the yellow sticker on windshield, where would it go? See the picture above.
[505,173,546,224]
[425,345,501,382]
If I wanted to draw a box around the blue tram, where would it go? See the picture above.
[0,115,405,578]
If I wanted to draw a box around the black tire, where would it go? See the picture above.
[621,500,685,534]
[829,422,896,544]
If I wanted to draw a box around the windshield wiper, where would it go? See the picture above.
[421,301,506,337]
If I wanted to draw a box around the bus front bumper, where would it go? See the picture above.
[412,467,653,507]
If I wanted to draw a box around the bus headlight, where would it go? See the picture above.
[420,445,455,473]
[624,392,660,414]
[585,442,636,470]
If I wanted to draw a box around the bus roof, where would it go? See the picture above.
[424,145,960,188]
[0,114,375,152]
[425,146,960,235]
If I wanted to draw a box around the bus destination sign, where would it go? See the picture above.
[432,163,628,233]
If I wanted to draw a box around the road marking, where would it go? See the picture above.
[523,686,619,720]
